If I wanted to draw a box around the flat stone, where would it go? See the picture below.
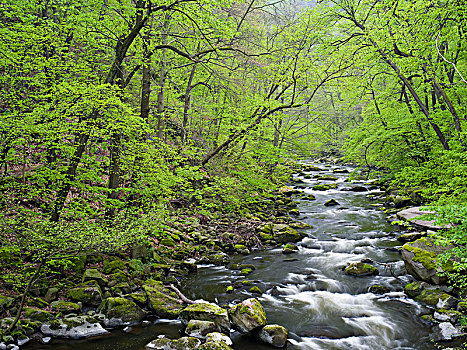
[397,207,448,230]
[41,316,109,339]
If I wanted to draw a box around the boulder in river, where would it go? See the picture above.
[272,224,302,243]
[184,320,219,339]
[401,237,453,284]
[257,324,288,348]
[279,186,302,196]
[344,262,379,276]
[228,298,267,333]
[145,336,201,350]
[324,199,339,207]
[180,303,230,332]
[143,280,185,318]
[98,297,146,327]
[282,243,298,254]
[41,315,109,339]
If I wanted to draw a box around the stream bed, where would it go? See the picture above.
[25,163,434,349]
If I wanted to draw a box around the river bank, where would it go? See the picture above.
[1,159,465,349]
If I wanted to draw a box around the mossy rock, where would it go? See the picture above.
[103,259,125,274]
[259,223,273,233]
[249,286,262,295]
[180,303,230,332]
[124,291,148,307]
[282,243,298,254]
[28,297,49,308]
[300,194,316,201]
[206,253,230,265]
[272,224,301,243]
[324,199,339,207]
[312,183,337,191]
[69,255,87,274]
[241,280,252,286]
[404,281,425,298]
[401,237,452,284]
[259,233,273,241]
[146,336,201,350]
[68,280,103,306]
[231,264,256,270]
[143,280,184,319]
[0,295,14,314]
[344,262,379,277]
[99,297,145,325]
[289,222,312,229]
[185,319,219,339]
[82,268,108,287]
[127,259,145,273]
[198,341,233,350]
[258,324,288,348]
[415,289,453,306]
[228,298,266,333]
[234,244,250,255]
[369,285,390,295]
[24,307,54,322]
[160,238,176,247]
[50,301,80,314]
[318,175,338,181]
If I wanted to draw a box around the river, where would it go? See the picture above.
[25,163,433,349]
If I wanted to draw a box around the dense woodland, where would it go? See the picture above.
[1,0,467,338]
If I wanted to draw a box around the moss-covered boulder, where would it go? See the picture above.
[249,286,263,295]
[369,285,390,295]
[228,298,267,333]
[143,280,184,319]
[0,295,14,314]
[180,303,230,332]
[272,224,301,244]
[344,262,379,277]
[185,320,219,339]
[401,237,452,284]
[99,297,146,326]
[404,281,425,298]
[50,301,80,314]
[205,253,230,266]
[82,268,108,287]
[41,316,109,339]
[278,186,301,196]
[282,243,298,255]
[258,324,288,348]
[124,291,148,307]
[234,244,250,255]
[198,341,233,350]
[68,280,103,306]
[415,289,454,306]
[312,183,337,191]
[23,307,54,322]
[318,175,338,181]
[324,199,339,207]
[145,336,201,350]
[300,194,316,201]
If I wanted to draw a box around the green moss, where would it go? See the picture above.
[249,286,262,294]
[103,259,125,274]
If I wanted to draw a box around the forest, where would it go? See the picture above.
[0,0,466,348]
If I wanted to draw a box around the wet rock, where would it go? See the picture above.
[282,243,298,254]
[50,300,80,314]
[258,324,288,348]
[289,222,312,229]
[404,281,426,298]
[272,224,302,243]
[185,320,219,339]
[98,297,146,327]
[249,286,263,295]
[369,285,390,294]
[433,322,464,341]
[289,209,300,216]
[67,280,103,306]
[234,244,250,255]
[82,269,108,287]
[333,168,349,173]
[279,186,302,196]
[145,336,201,350]
[143,280,184,318]
[206,332,233,346]
[300,194,316,201]
[41,316,109,339]
[324,199,339,207]
[198,341,233,350]
[180,303,230,332]
[17,334,30,346]
[206,253,230,265]
[229,298,267,333]
[415,289,455,307]
[318,175,338,181]
[344,262,379,276]
[397,232,425,243]
[434,309,461,324]
[347,185,367,192]
[312,184,336,191]
[401,238,452,284]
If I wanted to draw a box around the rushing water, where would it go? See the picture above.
[25,163,434,349]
